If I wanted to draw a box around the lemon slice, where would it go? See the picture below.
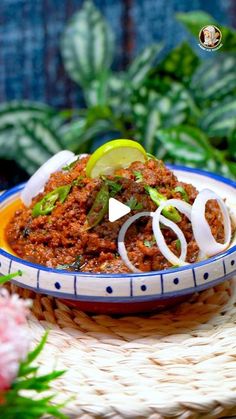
[86,139,147,178]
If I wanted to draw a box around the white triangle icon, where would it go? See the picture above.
[108,198,131,222]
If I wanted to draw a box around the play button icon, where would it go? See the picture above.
[108,198,131,222]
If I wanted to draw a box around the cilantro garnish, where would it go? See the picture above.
[57,256,82,271]
[126,196,143,210]
[101,176,123,197]
[144,238,156,248]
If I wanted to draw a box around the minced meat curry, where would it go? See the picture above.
[6,156,225,273]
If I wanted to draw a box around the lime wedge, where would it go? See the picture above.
[86,139,147,178]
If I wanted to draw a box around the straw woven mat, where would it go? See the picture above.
[6,279,236,419]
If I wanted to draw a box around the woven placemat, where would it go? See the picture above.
[6,280,236,419]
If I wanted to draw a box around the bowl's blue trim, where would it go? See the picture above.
[0,166,236,279]
[167,164,236,189]
[10,268,236,302]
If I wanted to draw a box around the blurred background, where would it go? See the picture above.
[0,0,236,188]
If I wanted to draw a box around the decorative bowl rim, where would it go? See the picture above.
[0,164,236,280]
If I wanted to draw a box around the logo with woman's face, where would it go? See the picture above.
[199,25,222,50]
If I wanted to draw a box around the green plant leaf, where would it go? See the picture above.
[15,119,64,174]
[176,11,236,52]
[0,101,56,129]
[128,44,162,89]
[134,83,198,154]
[200,99,236,137]
[158,83,199,127]
[2,333,69,419]
[176,11,216,37]
[156,125,215,167]
[191,55,236,103]
[227,160,236,178]
[18,332,48,376]
[0,101,64,174]
[156,42,200,82]
[61,117,115,153]
[140,100,162,154]
[61,0,114,86]
[83,72,110,107]
[228,129,236,160]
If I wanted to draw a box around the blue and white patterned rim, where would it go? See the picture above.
[0,165,236,302]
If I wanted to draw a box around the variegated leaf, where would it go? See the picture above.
[61,0,114,86]
[0,101,55,129]
[191,55,236,102]
[156,125,214,167]
[128,44,162,89]
[200,99,236,137]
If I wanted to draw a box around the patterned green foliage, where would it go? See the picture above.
[156,42,200,82]
[0,101,55,128]
[1,3,236,181]
[61,117,113,153]
[200,99,236,137]
[128,44,162,89]
[61,0,114,86]
[156,125,214,167]
[191,55,236,102]
[0,102,64,174]
[134,83,198,154]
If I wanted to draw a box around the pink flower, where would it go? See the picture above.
[0,289,31,391]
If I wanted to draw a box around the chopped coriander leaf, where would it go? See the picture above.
[133,170,143,182]
[126,196,143,210]
[62,157,80,171]
[144,238,156,248]
[175,239,181,250]
[101,176,123,197]
[174,186,189,202]
[57,256,82,271]
[72,175,84,187]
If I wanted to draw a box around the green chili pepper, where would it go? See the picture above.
[174,186,189,202]
[144,185,181,223]
[133,171,143,182]
[32,185,71,217]
[86,184,109,229]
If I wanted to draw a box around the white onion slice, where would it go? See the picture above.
[191,189,231,256]
[152,199,192,266]
[118,212,152,273]
[21,150,75,207]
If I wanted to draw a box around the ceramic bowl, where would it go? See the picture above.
[0,165,236,315]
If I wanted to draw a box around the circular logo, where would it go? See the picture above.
[199,25,222,50]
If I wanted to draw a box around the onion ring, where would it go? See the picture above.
[191,189,231,256]
[21,150,75,207]
[152,199,192,267]
[118,212,152,273]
